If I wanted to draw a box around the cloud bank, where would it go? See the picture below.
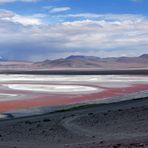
[0,0,38,3]
[0,8,148,60]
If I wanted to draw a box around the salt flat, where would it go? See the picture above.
[0,74,148,83]
[0,74,147,117]
[4,84,99,94]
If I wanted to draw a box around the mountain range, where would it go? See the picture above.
[0,54,148,70]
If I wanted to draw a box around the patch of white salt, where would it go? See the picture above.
[3,84,101,94]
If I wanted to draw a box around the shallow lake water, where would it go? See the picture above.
[0,74,148,119]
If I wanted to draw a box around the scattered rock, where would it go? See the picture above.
[113,144,121,148]
[100,141,104,144]
[25,121,32,125]
[71,114,75,117]
[139,143,145,147]
[88,113,94,116]
[36,124,41,128]
[43,119,51,122]
[103,113,108,116]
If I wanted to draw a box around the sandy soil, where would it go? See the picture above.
[0,98,148,148]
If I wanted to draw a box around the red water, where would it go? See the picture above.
[0,83,148,112]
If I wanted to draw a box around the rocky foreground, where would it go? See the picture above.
[0,98,148,148]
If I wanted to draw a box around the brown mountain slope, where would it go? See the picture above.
[0,54,147,70]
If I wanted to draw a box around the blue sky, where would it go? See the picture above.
[0,0,147,60]
[1,0,148,15]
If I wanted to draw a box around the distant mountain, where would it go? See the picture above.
[0,54,147,70]
[0,56,7,61]
[0,60,33,70]
[66,55,100,61]
[139,54,148,59]
[35,56,102,68]
[34,54,148,69]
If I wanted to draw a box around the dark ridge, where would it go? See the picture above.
[0,69,148,75]
[140,54,148,58]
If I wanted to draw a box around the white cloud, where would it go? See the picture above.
[0,11,148,60]
[58,13,144,22]
[0,0,38,3]
[4,15,42,26]
[0,9,14,17]
[0,9,42,26]
[48,7,71,13]
[130,0,143,2]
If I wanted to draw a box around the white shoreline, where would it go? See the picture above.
[0,75,147,83]
[4,84,100,94]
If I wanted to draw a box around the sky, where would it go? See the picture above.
[0,0,148,61]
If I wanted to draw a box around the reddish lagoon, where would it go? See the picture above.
[0,75,147,112]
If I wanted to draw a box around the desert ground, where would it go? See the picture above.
[0,98,148,148]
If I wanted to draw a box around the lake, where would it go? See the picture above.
[0,74,148,119]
